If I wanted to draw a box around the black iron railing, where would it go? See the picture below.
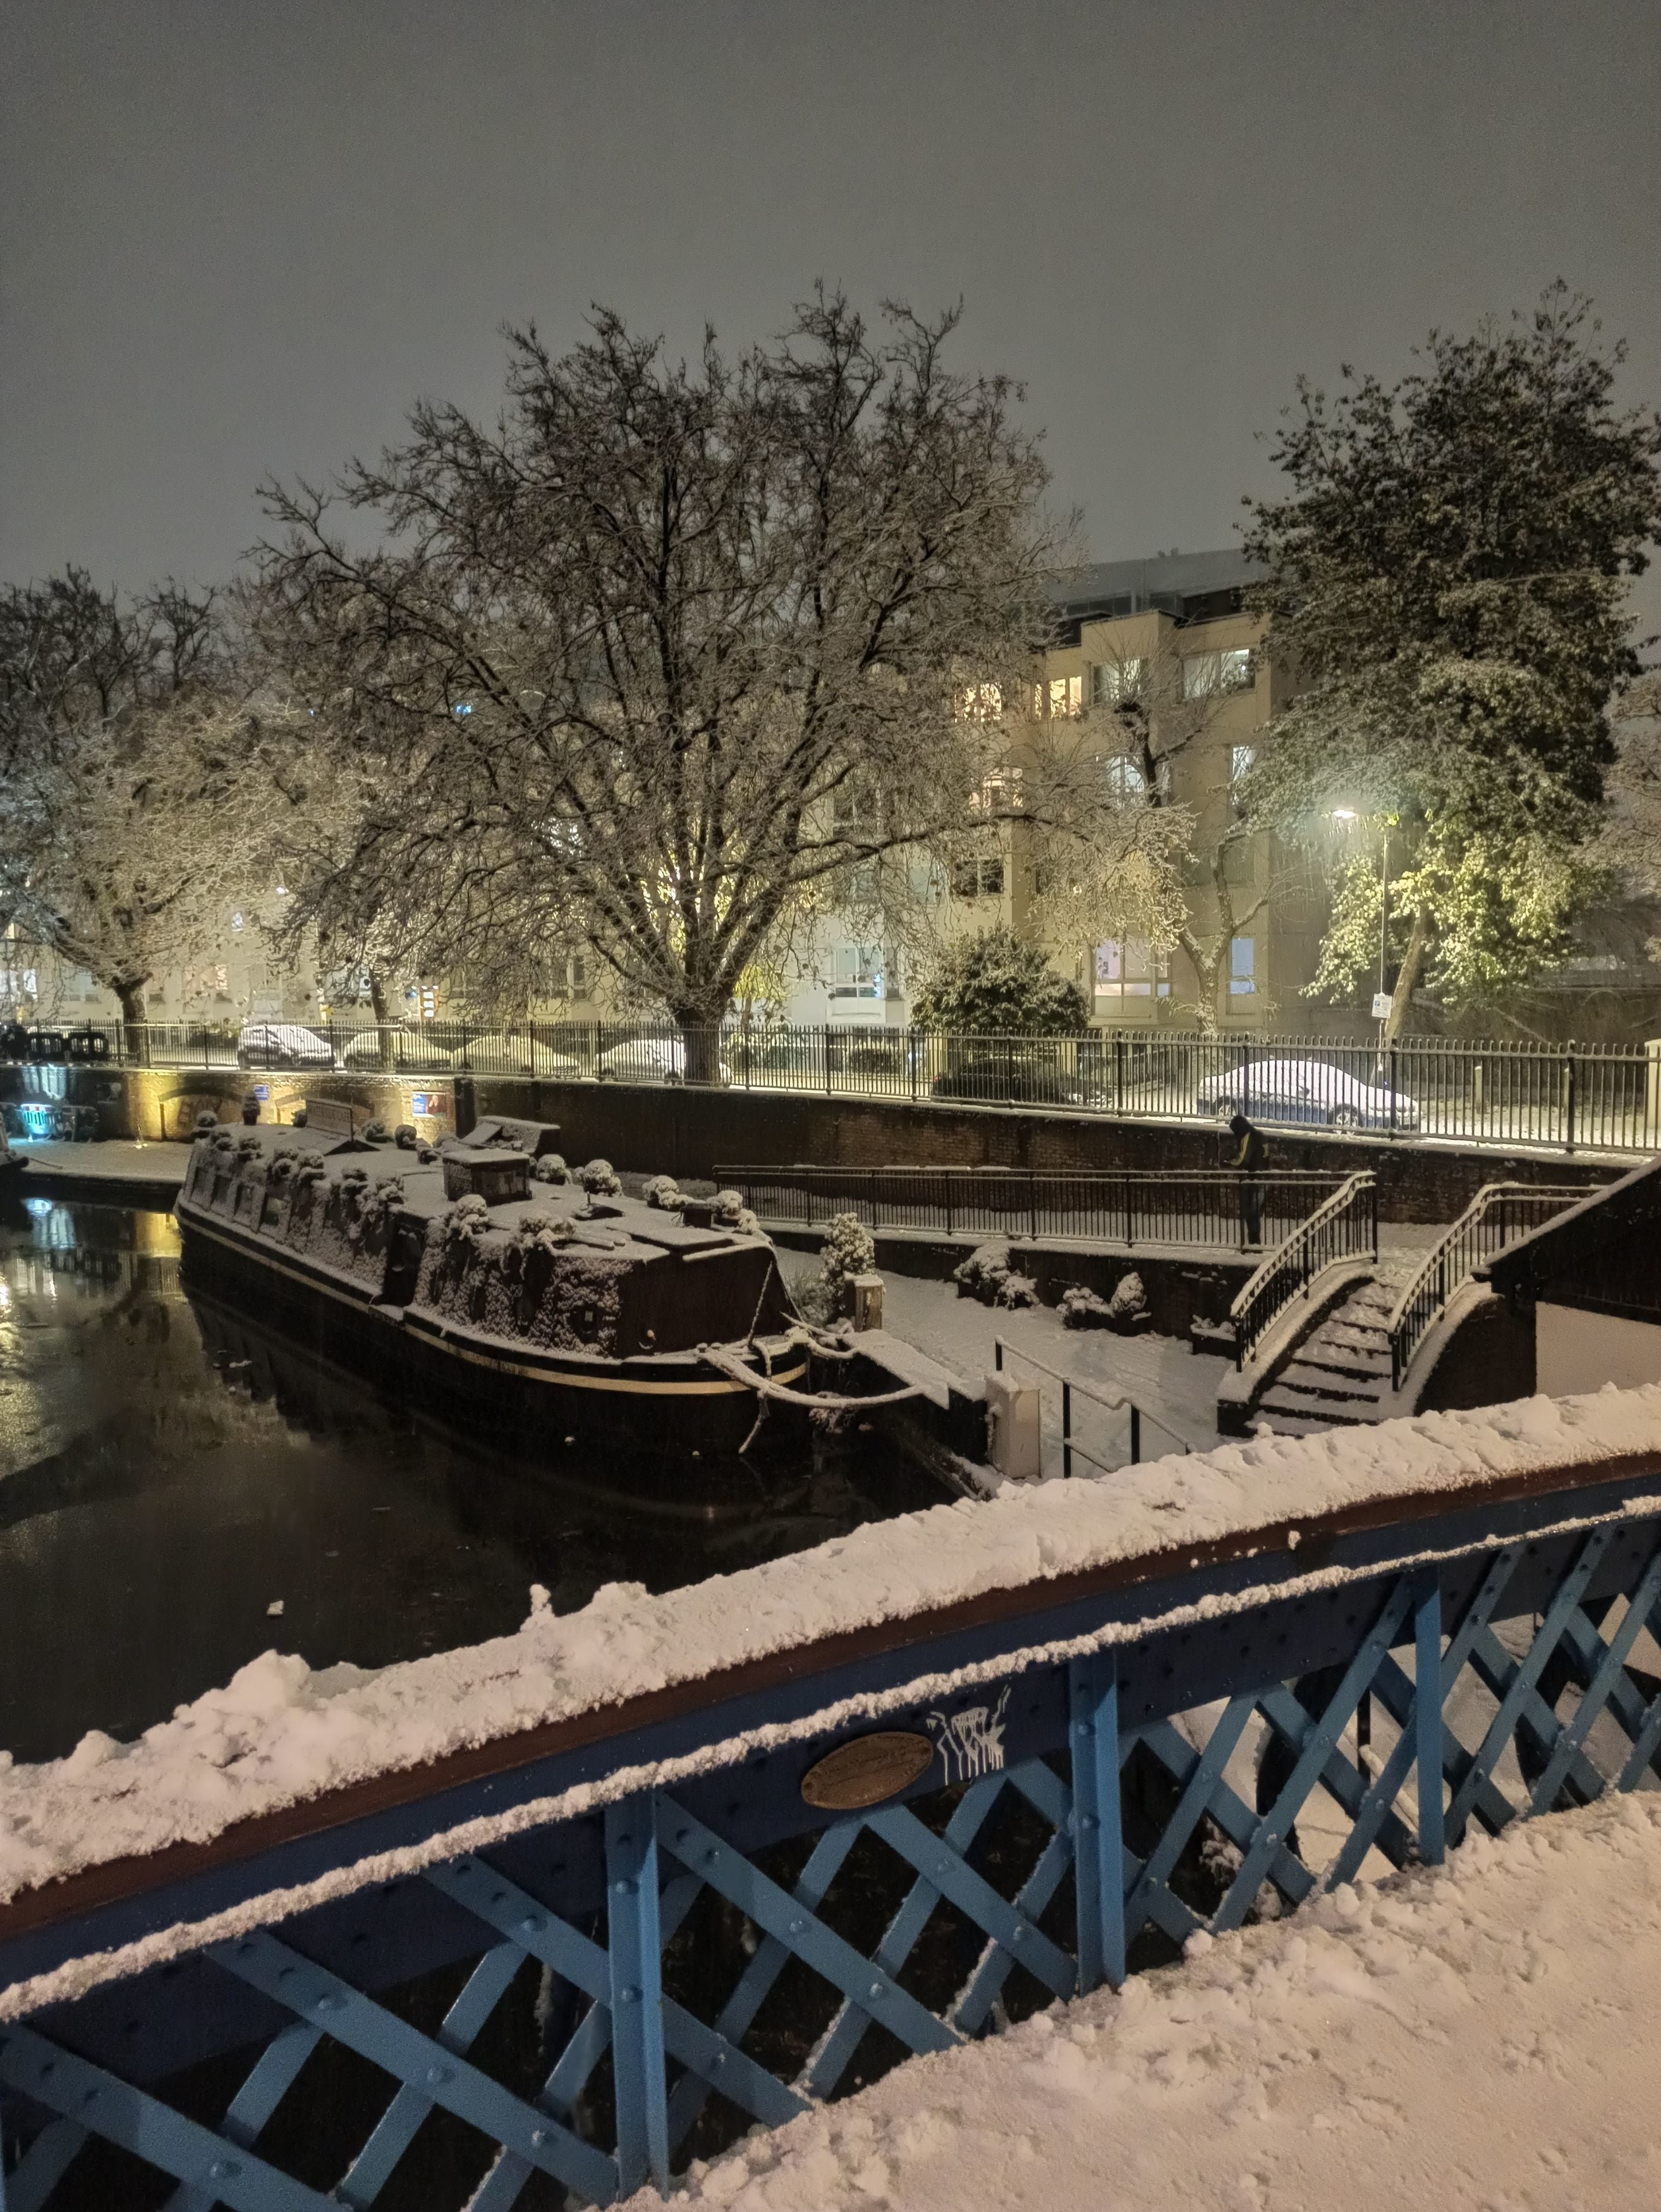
[1230,1171,1379,1369]
[716,1164,1346,1251]
[992,1337,1189,1472]
[1387,1182,1588,1392]
[1,1019,1655,1158]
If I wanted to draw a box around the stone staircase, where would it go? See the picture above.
[1252,1279,1396,1437]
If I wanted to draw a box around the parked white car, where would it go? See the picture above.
[1197,1055,1420,1133]
[235,1022,337,1071]
[339,1024,453,1073]
[596,1036,730,1086]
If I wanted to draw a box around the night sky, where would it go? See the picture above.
[4,0,1659,623]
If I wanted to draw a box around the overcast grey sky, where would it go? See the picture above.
[4,0,1659,614]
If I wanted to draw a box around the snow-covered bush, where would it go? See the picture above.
[265,1145,299,1186]
[712,1187,760,1234]
[533,1153,568,1184]
[1059,1271,1148,1332]
[360,1173,405,1229]
[394,1123,418,1150]
[293,1152,329,1198]
[193,1110,218,1136]
[643,1172,683,1209]
[952,1241,1038,1310]
[1059,1285,1113,1329]
[501,1208,576,1275]
[362,1118,391,1145]
[235,1133,263,1162]
[796,1211,875,1322]
[580,1157,621,1196]
[441,1193,490,1248]
[912,925,1088,1035]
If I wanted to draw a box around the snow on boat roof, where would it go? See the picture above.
[3,1385,1661,1912]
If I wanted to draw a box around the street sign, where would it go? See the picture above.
[253,1083,270,1100]
[1372,992,1393,1021]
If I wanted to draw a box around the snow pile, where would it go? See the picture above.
[4,1386,1661,1911]
[637,1788,1661,2212]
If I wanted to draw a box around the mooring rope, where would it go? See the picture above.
[698,1339,923,1410]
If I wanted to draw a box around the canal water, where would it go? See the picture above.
[0,1193,940,1764]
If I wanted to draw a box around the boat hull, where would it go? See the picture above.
[176,1201,808,1458]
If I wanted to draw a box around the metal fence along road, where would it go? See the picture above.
[4,1018,1658,1157]
[717,1164,1348,1251]
[6,1434,1661,2205]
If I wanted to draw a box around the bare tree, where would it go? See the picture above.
[251,294,1154,1073]
[0,573,254,1027]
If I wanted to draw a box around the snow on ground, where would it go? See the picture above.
[635,1789,1661,2212]
[5,1385,1661,1923]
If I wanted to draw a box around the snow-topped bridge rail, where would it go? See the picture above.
[6,1394,1661,2207]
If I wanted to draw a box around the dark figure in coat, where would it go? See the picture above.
[1226,1112,1267,1246]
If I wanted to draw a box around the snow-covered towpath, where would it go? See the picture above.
[637,1788,1661,2211]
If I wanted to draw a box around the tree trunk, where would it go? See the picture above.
[1177,932,1221,1038]
[1382,906,1432,1045]
[368,970,392,1071]
[115,978,150,1065]
[674,1005,729,1086]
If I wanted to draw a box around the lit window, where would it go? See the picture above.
[1231,744,1256,785]
[830,945,884,999]
[1095,939,1169,1004]
[1229,937,1257,996]
[1183,648,1253,699]
[1090,659,1143,707]
[1049,674,1082,717]
[957,681,1002,720]
[1103,756,1148,803]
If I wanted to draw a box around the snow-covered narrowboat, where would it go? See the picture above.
[173,1111,808,1455]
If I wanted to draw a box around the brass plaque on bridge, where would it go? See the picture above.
[800,1730,935,1811]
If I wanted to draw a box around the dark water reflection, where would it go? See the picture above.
[0,1195,939,1763]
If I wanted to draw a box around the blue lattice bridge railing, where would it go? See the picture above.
[5,1444,1661,2208]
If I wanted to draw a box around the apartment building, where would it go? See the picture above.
[785,548,1325,1032]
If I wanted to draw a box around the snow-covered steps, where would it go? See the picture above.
[1253,1285,1396,1437]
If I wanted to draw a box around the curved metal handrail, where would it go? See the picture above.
[1228,1171,1378,1368]
[1386,1181,1587,1391]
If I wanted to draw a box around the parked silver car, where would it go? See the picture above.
[1197,1055,1420,1133]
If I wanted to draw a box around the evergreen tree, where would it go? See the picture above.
[1243,287,1661,1035]
[911,924,1087,1033]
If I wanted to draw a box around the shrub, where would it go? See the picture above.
[580,1158,621,1196]
[796,1210,876,1323]
[911,925,1088,1035]
[643,1172,683,1208]
[533,1153,569,1184]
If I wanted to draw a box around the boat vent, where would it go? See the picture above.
[442,1146,531,1203]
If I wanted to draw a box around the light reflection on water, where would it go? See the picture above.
[0,1194,936,1763]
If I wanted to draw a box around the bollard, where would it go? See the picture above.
[848,1272,884,1332]
[985,1372,1042,1481]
